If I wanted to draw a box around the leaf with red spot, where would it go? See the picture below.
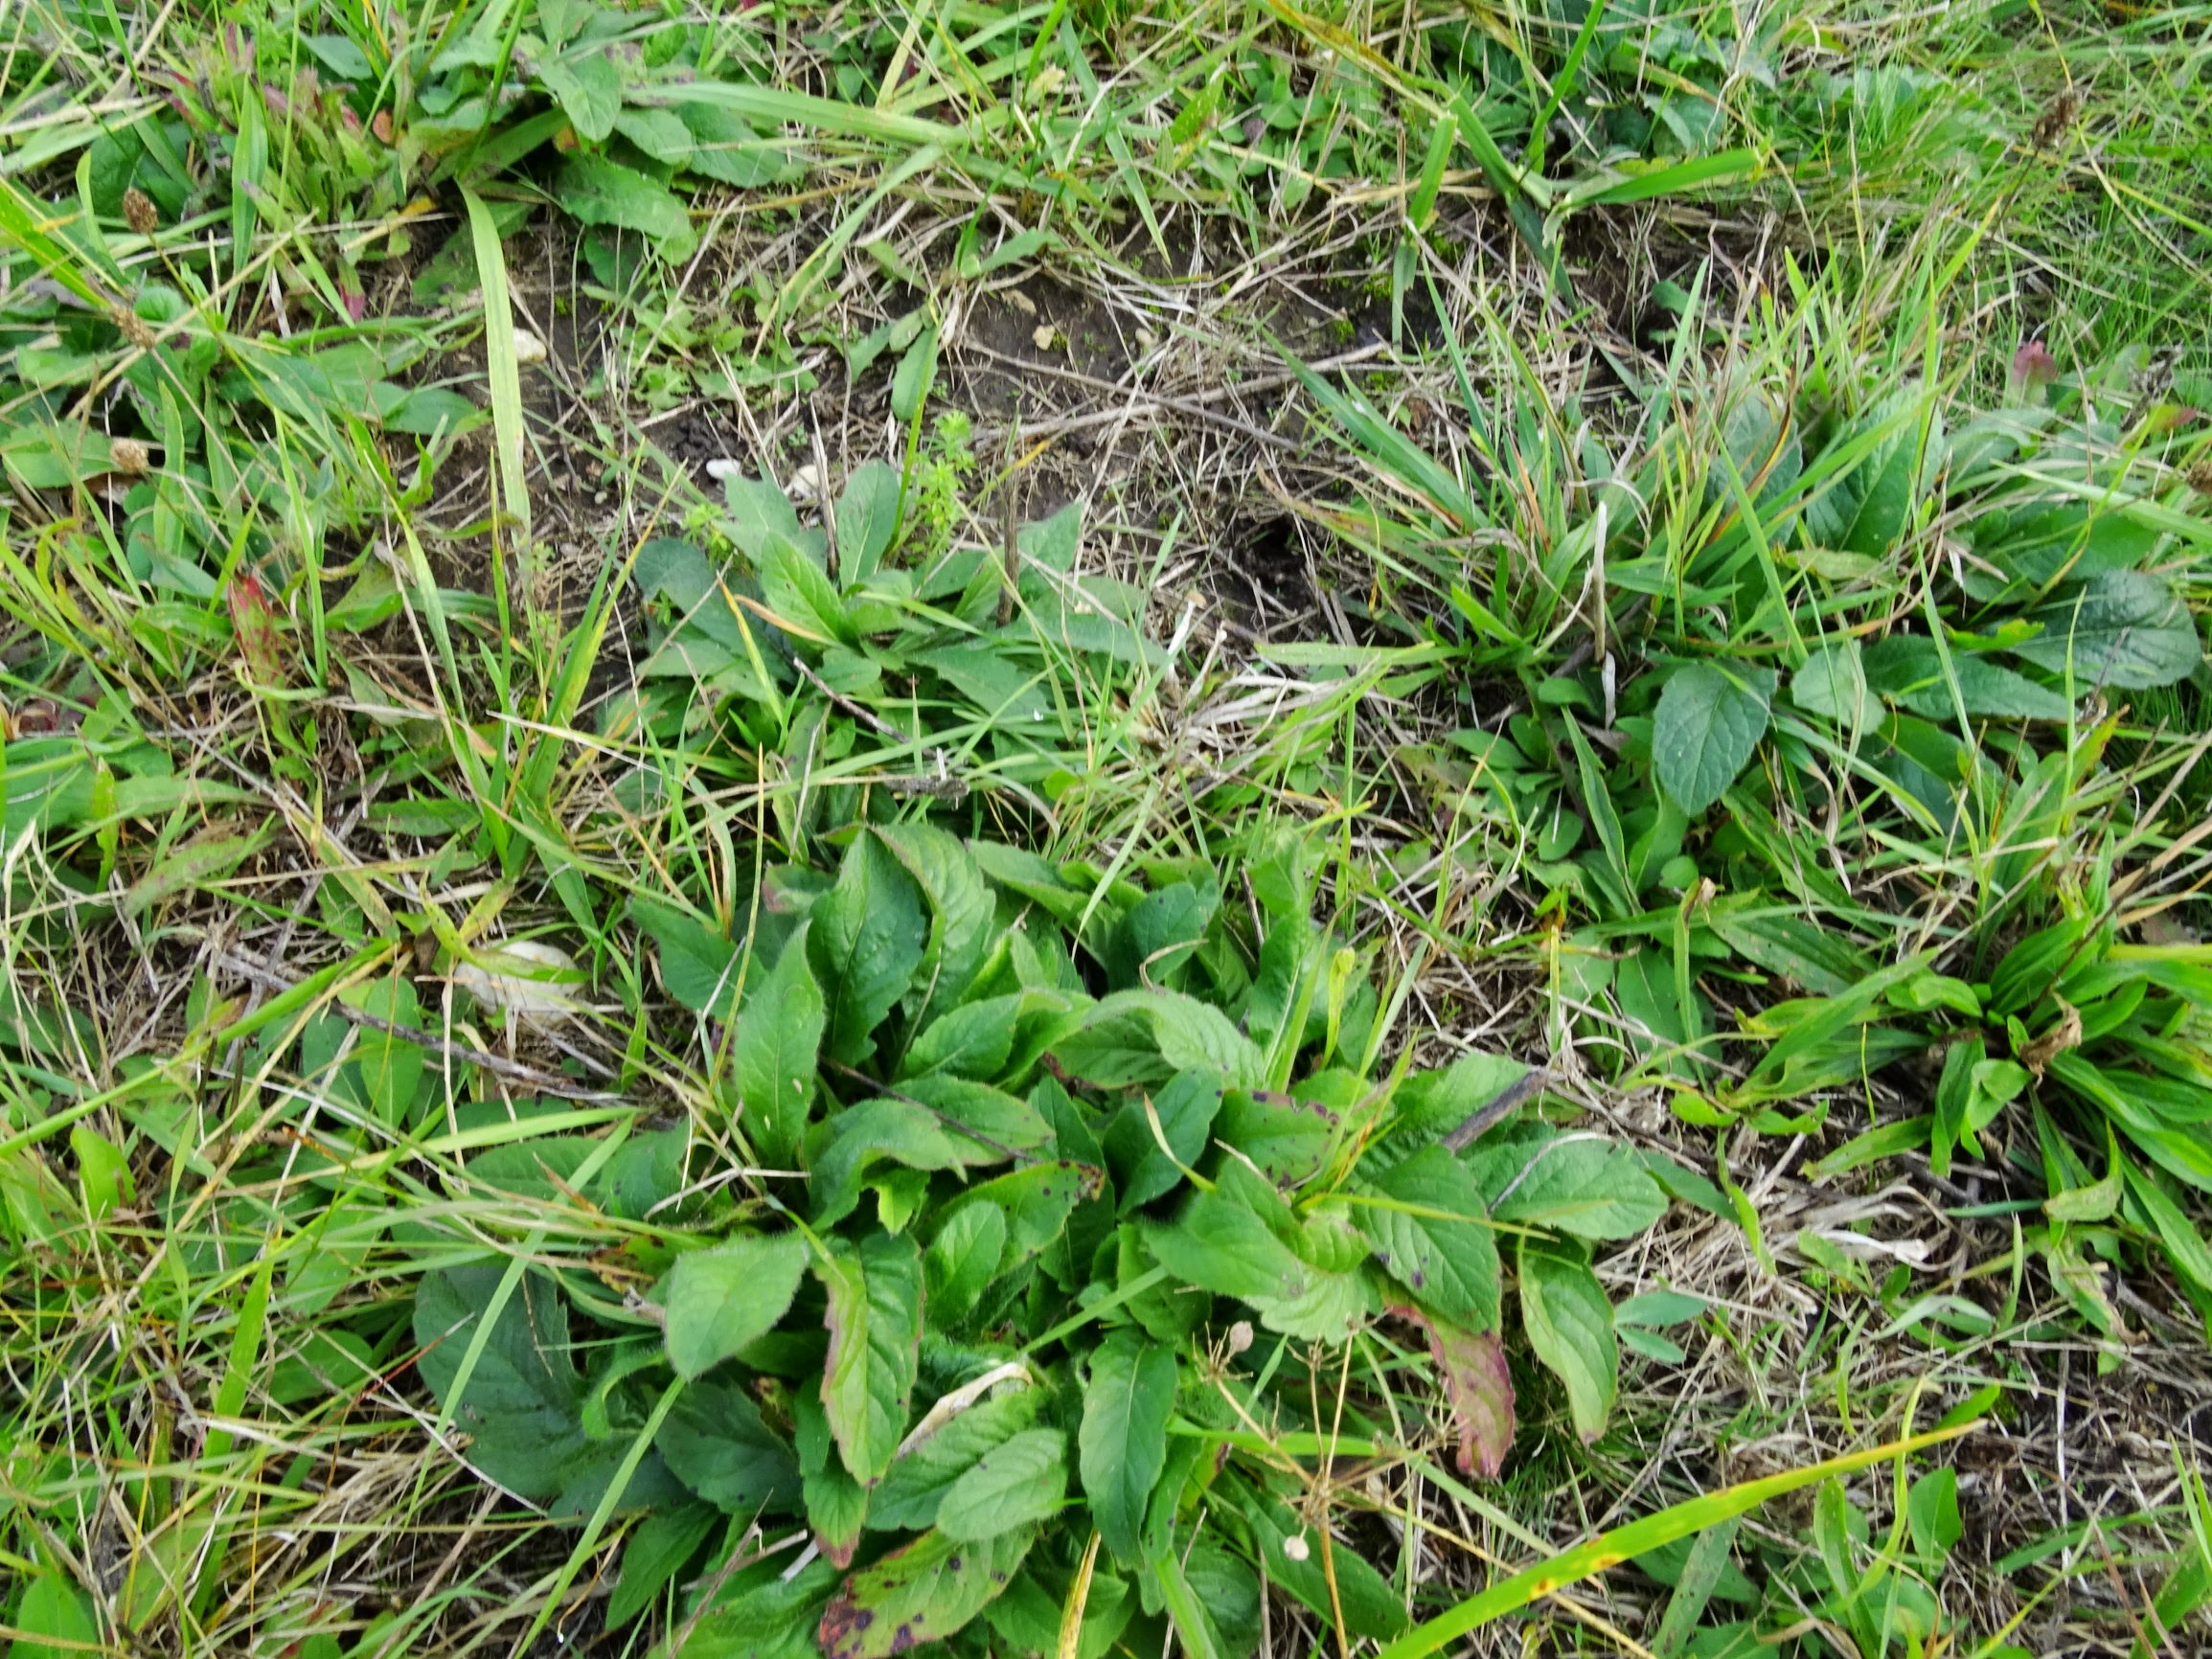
[226,568,287,683]
[1394,1306,1515,1479]
[817,1525,1035,1659]
[2010,339,2060,396]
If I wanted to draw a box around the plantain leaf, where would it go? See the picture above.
[1079,1331,1176,1563]
[1517,1239,1616,1442]
[817,1231,924,1485]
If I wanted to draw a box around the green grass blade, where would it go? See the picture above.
[462,187,530,545]
[1371,1423,1979,1659]
[1557,149,1761,211]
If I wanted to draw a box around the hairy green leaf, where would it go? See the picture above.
[657,1375,800,1511]
[923,1203,1007,1328]
[760,532,858,647]
[630,896,738,1015]
[414,1267,654,1514]
[836,461,903,585]
[555,154,696,257]
[1104,1070,1221,1209]
[1474,1133,1667,1240]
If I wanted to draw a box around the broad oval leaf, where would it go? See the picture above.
[810,1096,1014,1230]
[1789,640,1873,736]
[675,102,800,189]
[1803,393,1927,557]
[677,1555,841,1659]
[836,461,904,586]
[760,532,858,648]
[2012,571,2201,690]
[9,1578,99,1659]
[810,833,927,1066]
[413,1266,645,1512]
[537,53,621,142]
[1974,496,2158,589]
[659,1232,809,1379]
[555,154,697,258]
[936,1427,1067,1540]
[871,1386,1042,1533]
[901,993,1022,1081]
[629,895,738,1015]
[1087,988,1265,1088]
[1146,1164,1378,1340]
[1215,1082,1340,1188]
[1103,1070,1221,1210]
[1653,662,1773,812]
[935,1160,1096,1273]
[1863,636,2073,719]
[923,1202,1007,1328]
[877,822,995,1026]
[1473,1133,1667,1241]
[795,1391,870,1565]
[657,1375,800,1511]
[1356,1147,1501,1329]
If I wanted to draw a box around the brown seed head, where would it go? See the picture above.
[114,307,158,350]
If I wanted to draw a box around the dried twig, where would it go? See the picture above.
[213,950,621,1102]
[1440,1066,1548,1152]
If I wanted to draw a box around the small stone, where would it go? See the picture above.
[1032,324,1056,351]
[511,327,548,365]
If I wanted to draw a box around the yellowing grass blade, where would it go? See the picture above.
[1373,1421,1980,1659]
